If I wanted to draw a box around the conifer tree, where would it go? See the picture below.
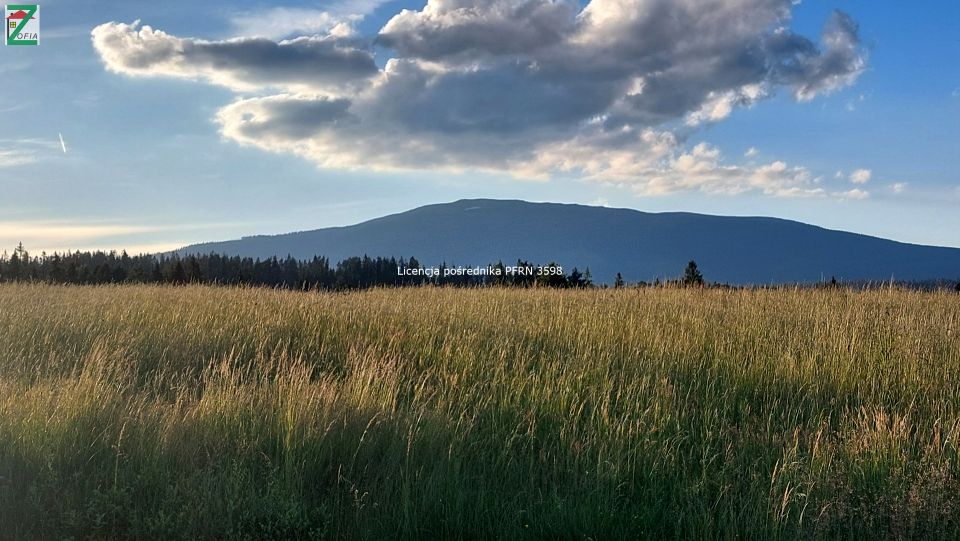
[682,260,704,286]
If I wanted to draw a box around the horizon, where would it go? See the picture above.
[186,198,960,254]
[0,0,957,254]
[9,197,960,256]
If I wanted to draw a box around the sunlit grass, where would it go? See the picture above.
[1,284,959,539]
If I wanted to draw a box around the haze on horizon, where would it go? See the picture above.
[0,0,957,255]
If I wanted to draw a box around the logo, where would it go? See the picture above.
[6,4,38,46]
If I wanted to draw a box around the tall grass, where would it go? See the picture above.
[1,284,959,539]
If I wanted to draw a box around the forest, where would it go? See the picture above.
[0,243,597,289]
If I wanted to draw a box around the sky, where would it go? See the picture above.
[0,0,957,255]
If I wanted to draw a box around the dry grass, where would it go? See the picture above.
[1,284,959,539]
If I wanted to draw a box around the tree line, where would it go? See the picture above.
[3,244,955,291]
[0,243,597,290]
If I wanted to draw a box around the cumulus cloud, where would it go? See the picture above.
[849,168,872,184]
[685,85,766,126]
[507,132,826,197]
[378,0,579,60]
[92,0,869,198]
[636,145,825,197]
[770,11,865,101]
[835,188,869,200]
[91,21,377,92]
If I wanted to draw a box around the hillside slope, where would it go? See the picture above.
[178,199,960,284]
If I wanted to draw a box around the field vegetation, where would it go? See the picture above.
[1,284,960,539]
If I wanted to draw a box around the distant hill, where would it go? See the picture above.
[178,199,960,285]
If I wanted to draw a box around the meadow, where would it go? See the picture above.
[1,283,960,539]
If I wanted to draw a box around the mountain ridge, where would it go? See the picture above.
[178,199,960,285]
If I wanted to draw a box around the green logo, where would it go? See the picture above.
[6,4,38,46]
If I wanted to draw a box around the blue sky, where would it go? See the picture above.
[0,0,957,254]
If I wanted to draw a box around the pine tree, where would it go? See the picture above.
[8,251,21,280]
[567,268,583,288]
[14,242,27,261]
[171,261,187,284]
[187,257,202,283]
[682,260,704,286]
[614,273,625,289]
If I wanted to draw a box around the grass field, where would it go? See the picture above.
[2,284,960,539]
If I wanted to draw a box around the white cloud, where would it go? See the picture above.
[849,168,872,184]
[686,85,766,126]
[745,147,759,158]
[0,149,39,168]
[835,188,870,200]
[0,138,62,168]
[230,0,393,40]
[231,9,345,40]
[91,21,377,93]
[590,197,611,207]
[891,182,907,194]
[525,135,827,197]
[93,1,869,199]
[789,12,866,101]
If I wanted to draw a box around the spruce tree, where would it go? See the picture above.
[682,260,704,286]
[171,261,187,284]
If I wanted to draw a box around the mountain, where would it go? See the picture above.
[178,199,960,285]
